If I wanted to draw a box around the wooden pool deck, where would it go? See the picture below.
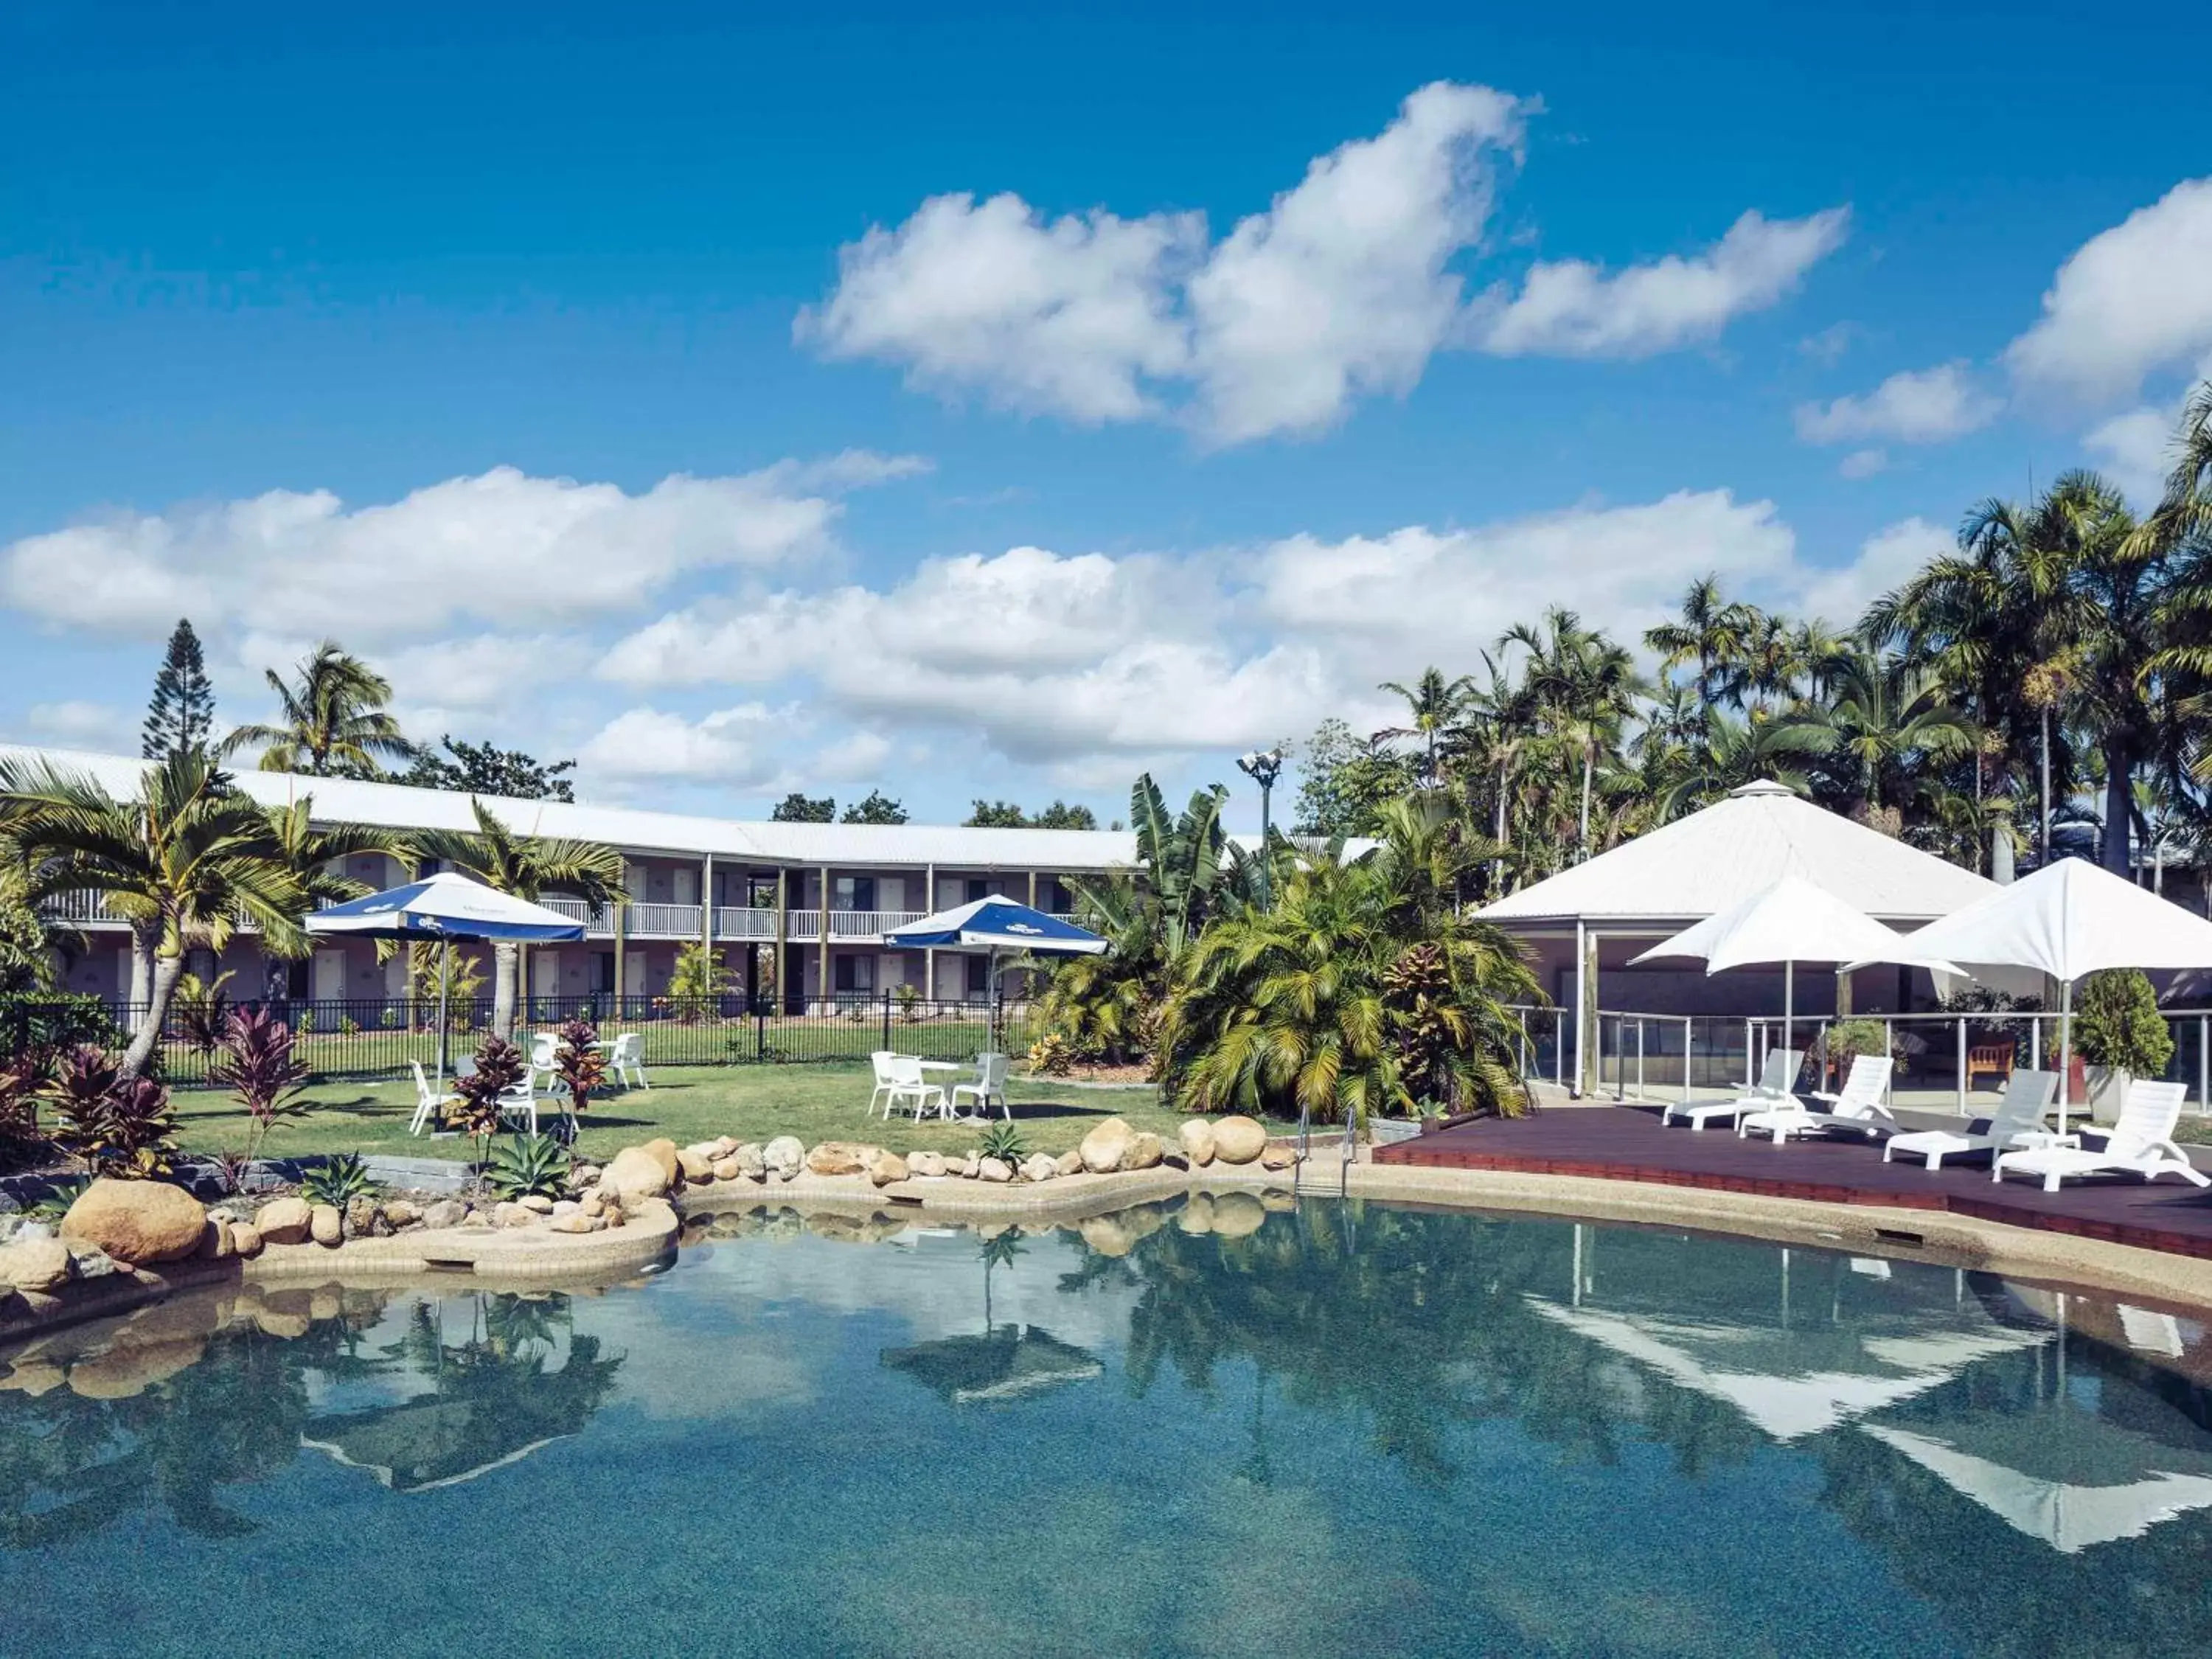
[1374,1105,2212,1262]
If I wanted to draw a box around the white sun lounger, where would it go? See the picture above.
[1884,1068,2059,1170]
[1740,1053,1896,1144]
[1992,1079,2209,1193]
[1662,1047,1804,1130]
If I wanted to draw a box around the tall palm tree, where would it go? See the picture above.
[1648,709,1826,822]
[1644,576,1753,706]
[408,800,624,1037]
[223,643,416,779]
[0,750,307,1076]
[1503,608,1643,859]
[1375,668,1475,787]
[1778,647,1978,829]
[257,799,417,996]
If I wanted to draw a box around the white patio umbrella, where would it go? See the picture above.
[307,871,586,1085]
[1631,874,1955,1053]
[1890,856,2212,1126]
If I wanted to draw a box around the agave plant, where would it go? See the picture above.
[301,1150,376,1208]
[978,1121,1028,1166]
[484,1133,574,1200]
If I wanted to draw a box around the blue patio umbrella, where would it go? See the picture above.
[883,897,1107,1025]
[307,871,586,1085]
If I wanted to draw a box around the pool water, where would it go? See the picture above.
[4,1197,2210,1658]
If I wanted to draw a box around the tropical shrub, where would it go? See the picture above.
[1026,1032,1077,1077]
[300,1150,376,1208]
[171,970,236,1056]
[444,1035,526,1166]
[665,942,731,1021]
[551,1017,607,1122]
[485,1133,574,1200]
[46,1046,178,1178]
[2072,970,2174,1077]
[207,1006,313,1178]
[0,1048,52,1169]
[24,1175,87,1223]
[978,1122,1028,1166]
[896,983,922,1024]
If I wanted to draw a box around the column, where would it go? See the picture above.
[923,860,936,1003]
[611,859,628,1026]
[1571,919,1587,1099]
[818,864,833,1004]
[773,867,789,1015]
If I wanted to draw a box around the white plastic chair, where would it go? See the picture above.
[408,1061,459,1137]
[884,1054,946,1121]
[1740,1054,1896,1144]
[495,1068,543,1137]
[867,1051,899,1117]
[1663,1048,1802,1130]
[1992,1079,2208,1192]
[1885,1068,2057,1169]
[952,1052,1010,1122]
[607,1032,649,1091]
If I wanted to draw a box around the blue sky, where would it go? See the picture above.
[4,1,2209,827]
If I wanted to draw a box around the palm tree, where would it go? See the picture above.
[0,750,307,1077]
[1375,667,1475,786]
[223,642,415,778]
[1644,576,1754,706]
[1161,796,1536,1124]
[1648,709,1826,822]
[1777,647,1978,830]
[257,799,417,997]
[408,800,624,1037]
[1502,608,1643,858]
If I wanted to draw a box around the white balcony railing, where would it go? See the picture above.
[827,908,926,939]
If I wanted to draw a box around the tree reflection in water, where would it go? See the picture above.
[0,1289,624,1542]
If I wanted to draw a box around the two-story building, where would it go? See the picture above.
[6,744,1134,1015]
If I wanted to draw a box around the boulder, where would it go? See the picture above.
[1178,1119,1217,1166]
[1020,1155,1059,1183]
[711,1135,739,1158]
[1177,1194,1216,1234]
[257,1196,313,1245]
[977,1157,1013,1183]
[227,1221,264,1258]
[1260,1189,1298,1213]
[908,1150,947,1179]
[1123,1131,1166,1172]
[710,1157,742,1182]
[1259,1145,1298,1172]
[602,1146,674,1201]
[68,1337,206,1400]
[66,1245,119,1281]
[1210,1192,1267,1238]
[581,1192,606,1218]
[309,1204,344,1247]
[0,1237,72,1293]
[639,1138,681,1187]
[676,1146,715,1184]
[549,1211,602,1234]
[735,1142,768,1180]
[1,1359,66,1395]
[960,1152,981,1178]
[1211,1116,1267,1166]
[1079,1117,1136,1175]
[866,1150,910,1188]
[383,1199,422,1228]
[519,1193,555,1214]
[421,1199,466,1231]
[493,1202,539,1229]
[196,1217,233,1260]
[763,1137,805,1181]
[58,1178,208,1265]
[806,1141,868,1177]
[1054,1147,1085,1178]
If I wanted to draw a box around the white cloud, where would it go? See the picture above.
[1837,448,1888,479]
[2006,177,2212,404]
[600,490,1798,771]
[802,83,1826,442]
[576,704,784,784]
[1793,517,1952,626]
[1469,208,1850,360]
[1183,81,1528,442]
[0,457,919,643]
[2084,403,2180,506]
[14,700,139,752]
[1795,361,2002,445]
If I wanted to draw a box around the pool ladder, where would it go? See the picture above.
[1290,1101,1358,1197]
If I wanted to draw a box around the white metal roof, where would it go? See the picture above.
[0,742,1145,872]
[1477,780,1998,928]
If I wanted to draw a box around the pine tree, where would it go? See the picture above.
[142,619,217,759]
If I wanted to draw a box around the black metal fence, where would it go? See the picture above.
[0,994,1047,1088]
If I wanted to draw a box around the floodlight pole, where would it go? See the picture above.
[1237,747,1286,910]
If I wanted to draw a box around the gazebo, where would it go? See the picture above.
[1477,782,1997,1091]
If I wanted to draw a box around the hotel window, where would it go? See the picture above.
[833,876,877,912]
[832,953,874,993]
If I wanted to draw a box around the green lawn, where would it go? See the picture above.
[172,1062,1288,1164]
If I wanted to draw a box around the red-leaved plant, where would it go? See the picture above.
[552,1017,607,1124]
[445,1034,526,1175]
[46,1046,179,1178]
[207,1006,312,1186]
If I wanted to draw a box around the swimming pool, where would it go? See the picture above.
[5,1197,2208,1657]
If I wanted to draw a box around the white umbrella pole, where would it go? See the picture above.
[1783,960,1794,1055]
[2056,977,2073,1133]
[437,939,451,1091]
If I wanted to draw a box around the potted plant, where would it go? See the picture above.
[2070,970,2174,1125]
